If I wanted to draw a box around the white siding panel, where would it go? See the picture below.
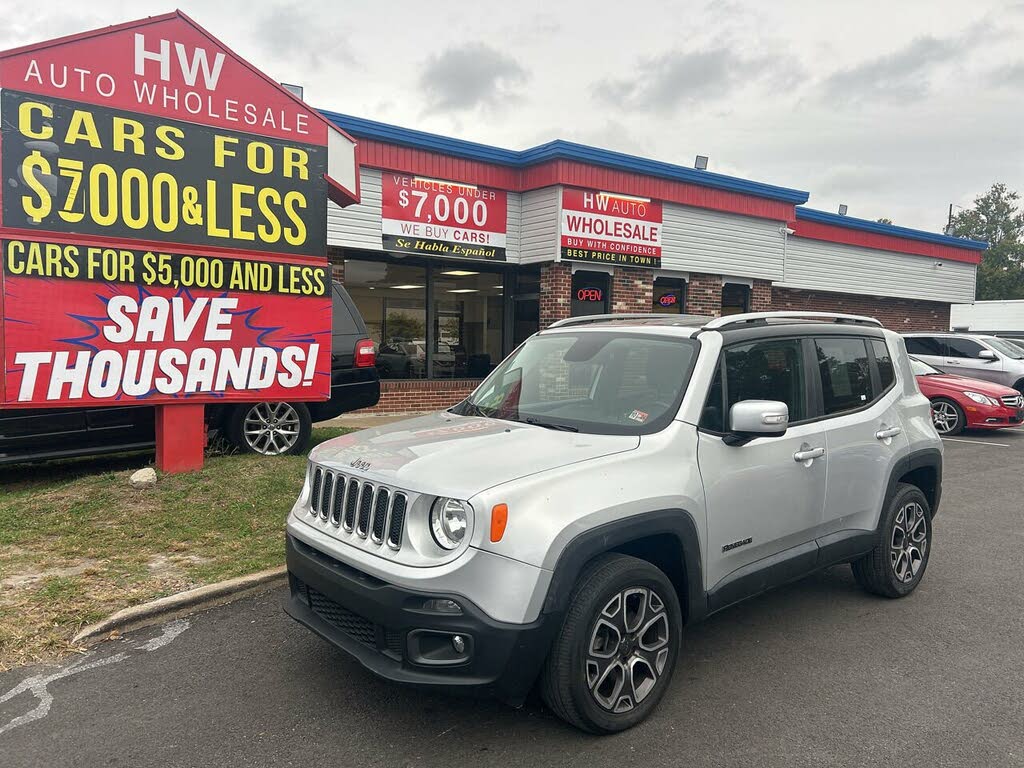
[950,300,1024,331]
[520,187,560,263]
[661,204,785,280]
[327,168,383,251]
[780,237,976,304]
[505,193,522,262]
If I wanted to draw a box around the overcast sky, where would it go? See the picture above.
[2,0,1022,231]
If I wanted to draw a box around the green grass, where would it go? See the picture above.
[0,427,351,670]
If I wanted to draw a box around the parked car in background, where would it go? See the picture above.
[0,283,380,465]
[910,356,1024,435]
[998,336,1024,353]
[285,311,941,733]
[903,332,1024,395]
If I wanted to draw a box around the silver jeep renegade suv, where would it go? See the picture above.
[285,311,942,733]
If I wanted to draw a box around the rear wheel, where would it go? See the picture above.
[930,397,964,435]
[540,554,681,734]
[852,483,932,598]
[226,402,311,456]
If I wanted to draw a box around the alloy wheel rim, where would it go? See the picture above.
[931,402,959,434]
[586,587,670,714]
[890,502,928,583]
[243,402,300,455]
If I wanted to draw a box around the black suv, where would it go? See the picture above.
[0,283,380,464]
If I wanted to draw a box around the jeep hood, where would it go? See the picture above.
[309,412,639,498]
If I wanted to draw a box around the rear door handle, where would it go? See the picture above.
[793,447,825,462]
[876,426,902,440]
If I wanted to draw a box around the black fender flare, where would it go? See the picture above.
[884,447,942,520]
[541,509,706,625]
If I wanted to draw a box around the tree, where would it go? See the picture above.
[948,183,1024,300]
[876,217,894,225]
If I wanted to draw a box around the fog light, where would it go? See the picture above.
[452,635,466,653]
[421,598,462,615]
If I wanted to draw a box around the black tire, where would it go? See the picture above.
[225,402,312,456]
[930,397,965,436]
[540,554,682,734]
[851,483,932,598]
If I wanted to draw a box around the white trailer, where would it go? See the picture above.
[950,300,1024,332]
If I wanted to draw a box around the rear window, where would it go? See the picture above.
[815,337,873,415]
[332,286,360,335]
[871,339,896,390]
[904,337,945,356]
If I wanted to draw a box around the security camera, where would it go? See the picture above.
[934,261,944,268]
[780,226,795,235]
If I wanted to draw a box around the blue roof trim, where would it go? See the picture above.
[795,208,988,251]
[319,109,810,205]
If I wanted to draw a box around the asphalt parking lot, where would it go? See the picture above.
[2,431,1023,768]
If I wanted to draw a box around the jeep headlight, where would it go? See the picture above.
[430,498,471,550]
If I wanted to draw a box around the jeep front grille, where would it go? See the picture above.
[1001,394,1023,408]
[305,464,407,551]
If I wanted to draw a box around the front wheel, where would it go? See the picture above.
[226,402,311,456]
[540,554,681,734]
[930,397,965,436]
[851,483,932,598]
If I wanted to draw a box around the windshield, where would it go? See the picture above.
[455,331,699,434]
[909,356,941,376]
[985,337,1024,359]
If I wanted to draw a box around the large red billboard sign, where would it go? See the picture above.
[560,187,662,268]
[0,12,359,412]
[381,173,507,261]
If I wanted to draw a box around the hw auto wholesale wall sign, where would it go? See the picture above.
[560,188,662,268]
[0,11,360,471]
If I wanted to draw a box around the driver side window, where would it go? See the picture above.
[700,339,807,432]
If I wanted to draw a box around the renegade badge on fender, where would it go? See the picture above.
[284,311,942,734]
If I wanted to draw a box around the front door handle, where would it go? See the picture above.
[876,426,902,440]
[793,446,825,462]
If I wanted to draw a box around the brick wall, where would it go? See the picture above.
[751,279,772,311]
[771,287,950,331]
[687,273,722,317]
[540,262,572,328]
[353,379,478,415]
[612,267,655,313]
[328,249,345,283]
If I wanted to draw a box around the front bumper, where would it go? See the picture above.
[964,403,1024,429]
[284,535,558,706]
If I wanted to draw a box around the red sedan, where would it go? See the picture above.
[911,356,1024,435]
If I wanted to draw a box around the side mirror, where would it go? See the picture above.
[724,400,789,446]
[978,349,998,361]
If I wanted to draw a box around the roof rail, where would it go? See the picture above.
[702,311,883,330]
[547,313,712,329]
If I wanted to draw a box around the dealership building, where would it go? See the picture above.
[318,110,987,414]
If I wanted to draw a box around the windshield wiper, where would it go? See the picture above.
[523,417,579,432]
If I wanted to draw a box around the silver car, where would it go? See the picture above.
[285,312,942,733]
[904,332,1024,393]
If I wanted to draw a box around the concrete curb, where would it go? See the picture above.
[71,566,287,646]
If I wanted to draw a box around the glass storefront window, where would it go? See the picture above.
[721,283,750,316]
[653,277,686,314]
[344,260,427,379]
[344,256,511,380]
[571,270,610,316]
[432,269,506,378]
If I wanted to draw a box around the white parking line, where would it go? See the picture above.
[941,437,1011,447]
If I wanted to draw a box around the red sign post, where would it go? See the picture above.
[0,11,360,471]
